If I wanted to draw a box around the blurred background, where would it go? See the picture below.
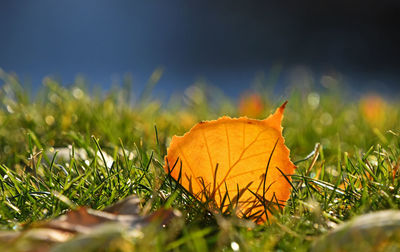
[1,0,400,98]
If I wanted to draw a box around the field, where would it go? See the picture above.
[0,70,399,251]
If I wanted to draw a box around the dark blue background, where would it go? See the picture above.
[1,0,400,97]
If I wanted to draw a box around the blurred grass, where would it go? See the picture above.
[0,69,399,251]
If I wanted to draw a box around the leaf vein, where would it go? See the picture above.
[201,128,214,177]
[177,145,203,189]
[225,123,231,168]
[216,127,269,192]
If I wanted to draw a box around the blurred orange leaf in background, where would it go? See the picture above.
[164,102,295,223]
[238,93,264,118]
[360,94,387,128]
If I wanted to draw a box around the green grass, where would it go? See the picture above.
[0,69,399,251]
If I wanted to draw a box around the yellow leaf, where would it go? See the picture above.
[164,102,295,223]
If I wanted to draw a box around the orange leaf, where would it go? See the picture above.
[238,93,264,118]
[360,94,387,128]
[164,102,296,223]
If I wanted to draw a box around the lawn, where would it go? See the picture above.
[0,70,399,251]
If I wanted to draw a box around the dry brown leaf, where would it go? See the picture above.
[42,196,180,233]
[0,196,181,252]
[164,102,296,223]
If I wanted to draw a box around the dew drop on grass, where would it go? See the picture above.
[49,93,60,104]
[45,115,55,126]
[307,92,320,110]
[231,241,240,251]
[72,88,84,99]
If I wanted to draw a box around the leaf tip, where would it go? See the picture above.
[262,101,288,130]
[280,101,288,111]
